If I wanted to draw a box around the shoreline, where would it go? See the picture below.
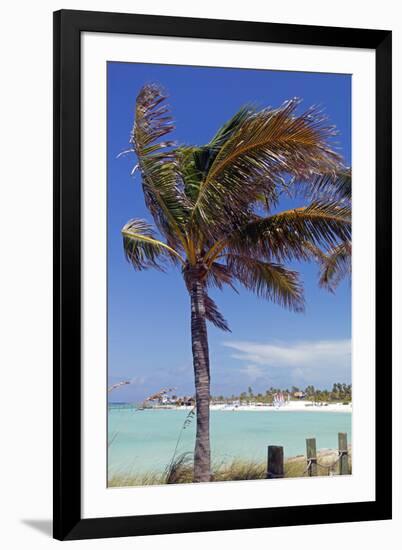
[147,400,352,413]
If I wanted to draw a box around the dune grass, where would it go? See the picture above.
[108,449,352,487]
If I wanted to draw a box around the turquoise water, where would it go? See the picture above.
[108,408,351,475]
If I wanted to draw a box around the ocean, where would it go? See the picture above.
[108,407,352,476]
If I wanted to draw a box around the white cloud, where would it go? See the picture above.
[223,339,351,370]
[239,364,265,381]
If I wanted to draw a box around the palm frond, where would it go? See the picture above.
[208,105,257,149]
[203,292,231,332]
[122,219,183,271]
[225,254,304,312]
[178,107,255,205]
[226,201,351,263]
[190,100,344,234]
[205,262,238,292]
[132,84,175,154]
[319,241,351,291]
[176,146,206,204]
[131,85,190,249]
[308,168,351,201]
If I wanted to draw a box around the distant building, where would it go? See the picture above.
[293,391,306,399]
[172,395,195,406]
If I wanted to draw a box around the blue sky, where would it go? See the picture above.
[107,62,351,403]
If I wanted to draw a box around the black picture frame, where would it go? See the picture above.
[53,9,392,541]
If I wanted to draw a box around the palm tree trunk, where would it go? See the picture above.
[190,277,211,482]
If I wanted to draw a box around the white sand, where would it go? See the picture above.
[210,401,351,413]
[173,401,352,413]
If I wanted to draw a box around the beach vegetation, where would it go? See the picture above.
[108,449,352,487]
[208,382,351,405]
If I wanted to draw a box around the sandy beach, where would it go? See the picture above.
[168,400,352,413]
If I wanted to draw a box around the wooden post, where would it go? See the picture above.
[267,445,284,479]
[338,432,349,475]
[306,438,317,476]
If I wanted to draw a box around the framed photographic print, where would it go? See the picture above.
[53,9,392,541]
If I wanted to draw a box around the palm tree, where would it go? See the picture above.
[121,84,351,482]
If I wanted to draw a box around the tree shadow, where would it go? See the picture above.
[22,519,52,537]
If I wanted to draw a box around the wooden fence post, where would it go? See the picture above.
[267,445,284,479]
[338,432,349,475]
[306,438,318,476]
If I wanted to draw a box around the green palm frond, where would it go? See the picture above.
[208,105,256,150]
[225,254,304,312]
[122,219,183,271]
[226,201,351,263]
[177,107,254,205]
[190,100,344,234]
[176,146,205,203]
[319,241,351,291]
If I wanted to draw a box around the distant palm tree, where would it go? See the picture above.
[121,84,351,482]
